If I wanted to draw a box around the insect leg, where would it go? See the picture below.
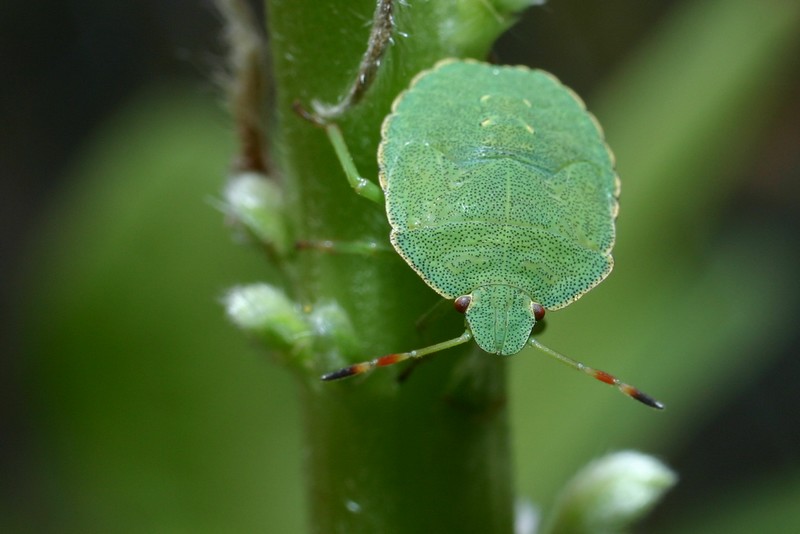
[324,122,385,203]
[291,99,384,203]
[322,330,472,381]
[528,338,664,409]
[312,0,395,120]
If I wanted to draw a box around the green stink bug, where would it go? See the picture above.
[380,60,619,357]
[296,6,662,409]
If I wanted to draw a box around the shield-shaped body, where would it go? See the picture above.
[378,59,619,355]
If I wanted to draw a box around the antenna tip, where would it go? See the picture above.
[619,383,664,409]
[321,367,355,381]
[321,362,373,381]
[633,390,665,410]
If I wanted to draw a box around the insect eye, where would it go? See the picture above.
[454,295,472,313]
[531,302,546,321]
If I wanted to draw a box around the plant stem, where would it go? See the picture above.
[264,0,530,531]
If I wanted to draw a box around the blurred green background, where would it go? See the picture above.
[3,0,799,532]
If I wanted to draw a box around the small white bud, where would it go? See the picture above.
[547,450,677,534]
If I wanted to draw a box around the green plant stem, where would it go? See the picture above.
[265,1,528,532]
[301,357,513,533]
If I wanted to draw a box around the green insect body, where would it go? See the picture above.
[306,58,661,408]
[379,59,619,356]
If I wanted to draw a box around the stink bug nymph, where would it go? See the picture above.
[296,4,662,409]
